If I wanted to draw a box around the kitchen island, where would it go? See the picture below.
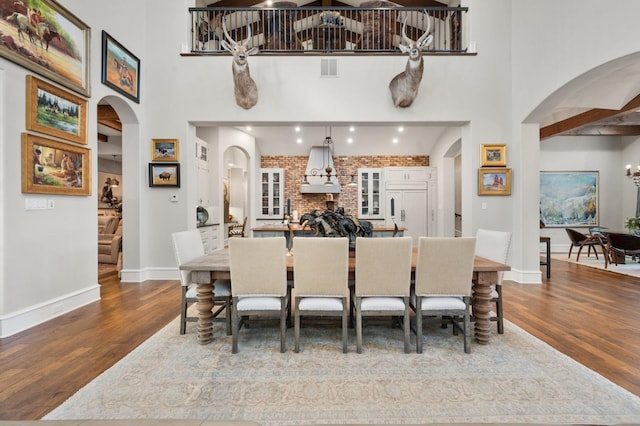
[252,224,405,238]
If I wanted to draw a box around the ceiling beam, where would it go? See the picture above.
[540,94,640,140]
[97,105,122,132]
[561,125,640,137]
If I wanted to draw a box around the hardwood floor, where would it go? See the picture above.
[1,259,640,420]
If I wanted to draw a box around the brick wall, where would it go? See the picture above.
[261,155,428,218]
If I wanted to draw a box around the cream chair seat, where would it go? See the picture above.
[354,237,413,354]
[412,237,476,354]
[475,228,511,334]
[293,237,349,353]
[229,237,289,353]
[171,230,232,336]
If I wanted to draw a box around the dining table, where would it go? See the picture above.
[180,247,511,346]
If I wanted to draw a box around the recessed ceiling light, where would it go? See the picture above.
[349,126,355,132]
[347,138,353,143]
[296,138,302,144]
[295,126,301,132]
[246,126,252,131]
[265,0,273,5]
[392,138,399,144]
[398,126,404,132]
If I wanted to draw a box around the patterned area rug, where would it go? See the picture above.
[45,317,640,425]
[551,253,640,278]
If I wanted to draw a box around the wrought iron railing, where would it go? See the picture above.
[188,6,468,55]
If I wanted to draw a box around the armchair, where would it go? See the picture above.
[606,232,640,267]
[98,220,122,265]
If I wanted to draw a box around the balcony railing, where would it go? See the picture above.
[188,6,468,55]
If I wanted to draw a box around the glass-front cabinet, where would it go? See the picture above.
[357,168,384,219]
[258,168,284,219]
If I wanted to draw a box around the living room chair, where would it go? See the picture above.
[293,237,349,353]
[475,228,511,334]
[98,219,123,266]
[229,237,289,353]
[354,237,413,354]
[565,228,604,262]
[412,237,476,354]
[171,230,231,336]
[605,232,640,268]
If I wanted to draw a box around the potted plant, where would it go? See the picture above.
[625,217,640,235]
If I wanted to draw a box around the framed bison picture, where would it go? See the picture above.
[149,163,180,187]
[151,138,179,161]
[101,31,140,103]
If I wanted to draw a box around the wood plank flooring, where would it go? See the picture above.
[1,259,640,420]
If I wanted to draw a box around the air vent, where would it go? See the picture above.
[320,58,338,77]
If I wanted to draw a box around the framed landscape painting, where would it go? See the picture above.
[21,133,91,195]
[478,168,512,196]
[26,75,87,144]
[101,31,140,103]
[480,144,506,167]
[540,171,598,227]
[0,0,90,97]
[151,139,179,161]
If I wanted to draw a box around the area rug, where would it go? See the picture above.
[551,253,640,278]
[45,317,640,425]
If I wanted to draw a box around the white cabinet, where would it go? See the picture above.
[257,168,284,219]
[384,167,428,185]
[357,168,384,219]
[199,225,219,254]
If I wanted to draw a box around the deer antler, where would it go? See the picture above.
[222,19,237,48]
[401,13,432,48]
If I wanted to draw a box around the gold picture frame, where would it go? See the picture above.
[26,75,87,144]
[480,144,506,167]
[22,133,91,195]
[151,139,179,162]
[478,168,512,196]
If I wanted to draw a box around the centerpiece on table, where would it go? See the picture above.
[298,207,373,249]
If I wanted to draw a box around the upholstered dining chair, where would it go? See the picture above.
[171,230,231,335]
[475,228,511,334]
[228,236,289,353]
[413,237,476,354]
[565,228,604,262]
[354,237,413,354]
[293,237,349,353]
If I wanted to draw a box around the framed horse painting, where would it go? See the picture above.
[0,0,90,97]
[101,31,140,103]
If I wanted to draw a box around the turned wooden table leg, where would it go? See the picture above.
[192,271,214,345]
[472,271,495,345]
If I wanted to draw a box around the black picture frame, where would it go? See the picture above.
[149,163,180,187]
[101,31,140,103]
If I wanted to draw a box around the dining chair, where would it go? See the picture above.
[605,232,640,267]
[475,228,511,334]
[229,236,289,353]
[413,237,476,354]
[565,228,604,262]
[171,230,231,335]
[293,237,349,353]
[354,237,413,354]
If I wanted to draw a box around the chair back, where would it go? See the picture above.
[171,230,205,287]
[293,237,349,297]
[475,228,511,285]
[229,237,287,297]
[414,237,476,297]
[355,237,412,297]
[566,228,587,244]
[608,232,640,251]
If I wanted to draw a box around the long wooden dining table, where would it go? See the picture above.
[180,247,511,346]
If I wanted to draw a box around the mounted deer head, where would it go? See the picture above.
[221,19,259,110]
[388,14,433,108]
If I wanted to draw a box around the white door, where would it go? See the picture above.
[386,189,428,244]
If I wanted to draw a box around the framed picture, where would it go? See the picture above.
[478,168,512,196]
[21,133,91,195]
[149,163,180,187]
[151,139,179,161]
[0,0,90,97]
[26,75,87,144]
[540,171,598,227]
[101,31,140,103]
[480,144,506,167]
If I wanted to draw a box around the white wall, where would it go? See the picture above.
[3,0,640,335]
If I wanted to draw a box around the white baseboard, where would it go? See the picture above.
[119,267,180,283]
[0,284,100,338]
[506,268,542,284]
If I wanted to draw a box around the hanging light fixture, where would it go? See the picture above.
[626,163,640,187]
[301,127,338,185]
